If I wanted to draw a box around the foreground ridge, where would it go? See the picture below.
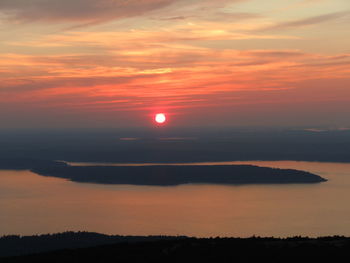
[1,232,349,262]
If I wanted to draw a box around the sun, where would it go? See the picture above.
[155,113,166,124]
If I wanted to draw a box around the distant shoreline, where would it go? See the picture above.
[62,159,350,165]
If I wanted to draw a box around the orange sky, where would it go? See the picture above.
[0,0,349,129]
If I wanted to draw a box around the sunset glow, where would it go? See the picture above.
[2,0,350,253]
[0,0,349,129]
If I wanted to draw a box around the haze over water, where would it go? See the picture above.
[1,161,350,237]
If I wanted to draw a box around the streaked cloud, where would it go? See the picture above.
[261,11,350,31]
[0,0,245,24]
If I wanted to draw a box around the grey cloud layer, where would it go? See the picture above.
[0,0,177,23]
[0,0,246,24]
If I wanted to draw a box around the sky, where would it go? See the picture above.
[0,0,349,129]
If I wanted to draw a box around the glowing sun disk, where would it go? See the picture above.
[155,113,166,124]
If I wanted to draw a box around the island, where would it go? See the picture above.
[31,163,326,186]
[0,158,327,185]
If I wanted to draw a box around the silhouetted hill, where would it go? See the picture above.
[31,164,326,185]
[0,232,183,258]
[1,233,350,262]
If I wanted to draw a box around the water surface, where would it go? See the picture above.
[1,161,350,237]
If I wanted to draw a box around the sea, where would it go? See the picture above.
[1,161,350,237]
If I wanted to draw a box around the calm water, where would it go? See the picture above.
[1,161,350,237]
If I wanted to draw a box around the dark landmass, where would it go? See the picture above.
[0,158,326,185]
[1,129,350,163]
[1,232,350,262]
[0,232,183,258]
[31,164,326,185]
[0,159,66,170]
